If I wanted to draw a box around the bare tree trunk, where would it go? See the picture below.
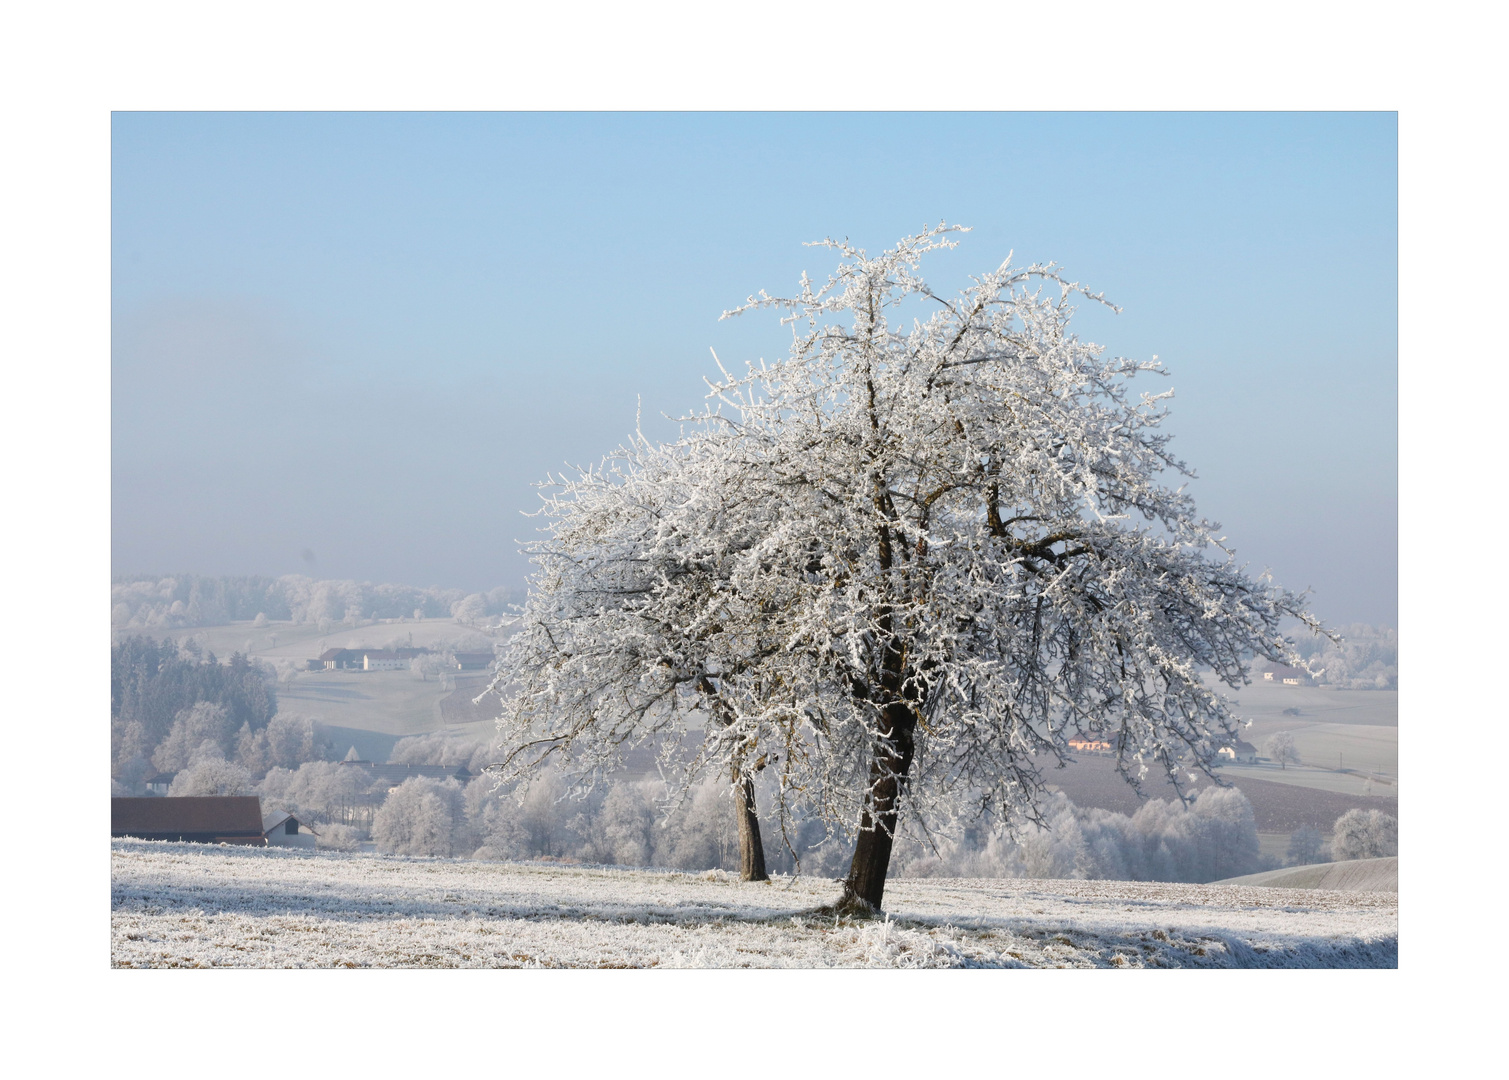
[840,700,916,913]
[699,674,769,882]
[834,470,923,914]
[734,773,769,882]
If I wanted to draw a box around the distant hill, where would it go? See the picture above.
[1214,856,1397,892]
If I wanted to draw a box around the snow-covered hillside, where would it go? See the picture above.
[1217,857,1398,892]
[111,840,1397,968]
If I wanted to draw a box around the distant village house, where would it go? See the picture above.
[1067,734,1115,754]
[1217,739,1260,764]
[1262,664,1311,686]
[316,647,430,671]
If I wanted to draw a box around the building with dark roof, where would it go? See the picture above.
[337,761,472,789]
[112,796,267,845]
[1217,739,1260,764]
[1263,664,1312,685]
[318,647,430,671]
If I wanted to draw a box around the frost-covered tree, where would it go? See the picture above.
[1330,809,1398,861]
[168,758,255,796]
[264,713,331,770]
[233,713,331,778]
[410,650,454,684]
[1265,730,1300,770]
[314,823,363,851]
[465,776,531,861]
[494,225,1323,913]
[371,777,466,857]
[234,721,273,777]
[1287,825,1326,866]
[388,732,494,772]
[577,781,662,868]
[259,760,373,825]
[451,593,489,624]
[660,779,741,872]
[510,768,584,859]
[152,702,235,774]
[492,424,777,880]
[113,752,153,796]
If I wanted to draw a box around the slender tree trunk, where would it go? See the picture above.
[734,772,769,882]
[841,700,917,912]
[699,674,769,882]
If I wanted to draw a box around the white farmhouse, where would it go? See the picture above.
[262,811,317,848]
[1217,739,1260,764]
[1263,664,1310,686]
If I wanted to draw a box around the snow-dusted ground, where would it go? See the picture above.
[111,839,1397,969]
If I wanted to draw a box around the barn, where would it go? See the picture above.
[112,796,267,845]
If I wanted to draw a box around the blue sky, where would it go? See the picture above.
[112,112,1397,625]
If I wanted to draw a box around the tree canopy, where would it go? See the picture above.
[493,224,1322,911]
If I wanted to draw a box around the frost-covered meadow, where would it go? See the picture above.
[112,839,1396,968]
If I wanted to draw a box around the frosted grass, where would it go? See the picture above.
[111,840,1396,968]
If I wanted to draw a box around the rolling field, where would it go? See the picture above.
[273,669,503,738]
[111,840,1397,969]
[1218,857,1397,892]
[1221,678,1397,727]
[437,674,506,727]
[1218,759,1394,797]
[1222,680,1397,789]
[275,670,454,737]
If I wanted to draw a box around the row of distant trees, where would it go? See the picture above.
[114,701,1397,882]
[323,750,1401,880]
[110,574,524,631]
[1288,623,1398,690]
[304,759,1400,885]
[112,702,336,799]
[252,734,1276,883]
[263,761,1275,884]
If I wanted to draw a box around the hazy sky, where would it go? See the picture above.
[112,112,1397,626]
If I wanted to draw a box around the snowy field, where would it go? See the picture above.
[111,840,1396,968]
